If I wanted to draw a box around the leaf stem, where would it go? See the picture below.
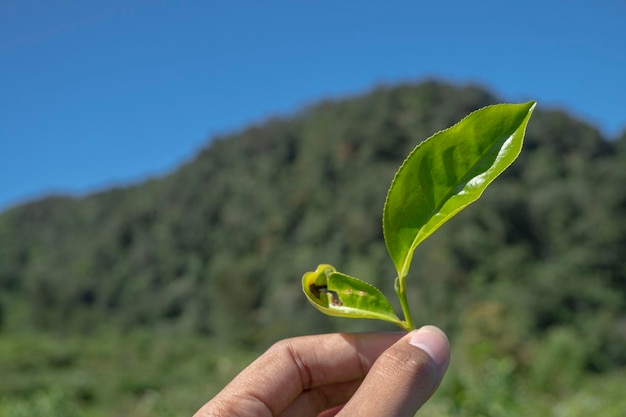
[395,276,415,331]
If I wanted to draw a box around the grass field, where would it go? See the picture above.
[1,330,625,417]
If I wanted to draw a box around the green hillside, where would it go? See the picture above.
[1,81,625,416]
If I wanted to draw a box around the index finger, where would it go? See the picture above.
[194,332,404,417]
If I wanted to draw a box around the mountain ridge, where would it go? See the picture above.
[1,81,624,369]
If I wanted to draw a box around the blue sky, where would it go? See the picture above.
[1,0,625,212]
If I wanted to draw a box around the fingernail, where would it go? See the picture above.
[408,325,450,369]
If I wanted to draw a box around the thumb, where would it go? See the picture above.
[337,326,450,417]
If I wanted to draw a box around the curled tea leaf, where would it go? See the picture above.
[302,264,405,328]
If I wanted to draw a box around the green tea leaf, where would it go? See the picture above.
[383,102,536,279]
[302,264,404,327]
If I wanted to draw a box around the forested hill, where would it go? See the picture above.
[1,81,625,366]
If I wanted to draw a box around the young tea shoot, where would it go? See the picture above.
[302,102,536,331]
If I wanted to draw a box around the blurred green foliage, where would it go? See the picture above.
[0,331,256,417]
[0,81,625,415]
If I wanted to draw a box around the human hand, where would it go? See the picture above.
[193,326,450,417]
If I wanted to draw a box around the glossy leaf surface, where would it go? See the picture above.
[383,102,536,279]
[302,264,403,327]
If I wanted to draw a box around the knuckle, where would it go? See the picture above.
[266,338,314,389]
[376,345,440,392]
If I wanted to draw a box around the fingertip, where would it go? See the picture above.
[408,325,450,371]
[338,327,450,416]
